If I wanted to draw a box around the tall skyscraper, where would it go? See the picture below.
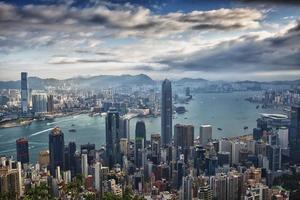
[20,72,28,114]
[49,127,65,176]
[16,138,29,164]
[32,93,48,114]
[200,125,212,146]
[119,116,130,140]
[289,106,300,164]
[151,134,161,164]
[161,79,172,147]
[135,121,146,168]
[105,108,120,169]
[174,124,194,148]
[47,94,54,113]
[180,175,193,200]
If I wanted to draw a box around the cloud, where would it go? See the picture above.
[0,2,263,39]
[154,21,300,74]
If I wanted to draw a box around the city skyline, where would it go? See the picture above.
[0,0,300,81]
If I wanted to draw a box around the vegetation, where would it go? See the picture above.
[23,183,54,200]
[273,173,300,199]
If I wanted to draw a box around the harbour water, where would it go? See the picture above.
[0,91,279,162]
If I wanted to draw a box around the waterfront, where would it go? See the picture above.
[0,91,280,162]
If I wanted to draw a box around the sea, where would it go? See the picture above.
[0,91,281,162]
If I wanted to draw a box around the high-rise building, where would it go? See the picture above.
[135,120,146,147]
[180,175,193,200]
[174,124,194,148]
[105,108,121,169]
[0,168,20,199]
[32,93,48,114]
[68,142,76,177]
[151,134,161,164]
[198,185,213,200]
[38,150,50,167]
[20,72,28,114]
[119,116,130,140]
[47,94,54,113]
[161,79,172,147]
[200,125,212,146]
[16,137,29,164]
[81,153,88,178]
[49,127,65,176]
[266,145,281,171]
[135,121,146,168]
[289,106,300,164]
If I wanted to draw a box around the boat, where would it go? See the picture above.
[175,106,186,114]
[69,129,77,133]
[244,126,248,130]
[256,105,259,109]
[217,128,223,131]
[71,124,75,127]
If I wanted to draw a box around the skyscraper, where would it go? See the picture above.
[200,125,212,146]
[49,127,65,176]
[289,106,300,164]
[16,138,29,164]
[105,108,120,169]
[32,93,48,114]
[180,175,193,200]
[135,121,146,168]
[47,94,54,113]
[20,72,28,114]
[174,124,194,148]
[151,134,161,164]
[161,79,172,147]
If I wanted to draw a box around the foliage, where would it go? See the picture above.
[23,183,54,200]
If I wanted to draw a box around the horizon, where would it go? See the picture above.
[0,0,300,81]
[1,73,300,83]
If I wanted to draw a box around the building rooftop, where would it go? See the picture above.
[260,113,288,120]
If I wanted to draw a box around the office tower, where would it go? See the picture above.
[289,106,300,164]
[64,146,70,171]
[177,159,185,189]
[253,128,263,141]
[32,93,48,114]
[81,153,88,178]
[198,185,213,200]
[161,79,172,147]
[277,127,289,151]
[174,124,194,148]
[210,174,227,200]
[151,134,161,164]
[49,127,65,176]
[135,120,146,147]
[205,142,218,176]
[119,116,130,140]
[200,125,212,146]
[217,151,230,167]
[194,145,206,176]
[47,94,54,113]
[16,137,29,164]
[0,168,20,199]
[68,142,76,177]
[20,72,28,114]
[105,108,120,169]
[180,175,193,200]
[231,141,246,165]
[81,143,95,165]
[119,138,128,156]
[266,145,281,171]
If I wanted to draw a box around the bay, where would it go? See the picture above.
[0,91,279,162]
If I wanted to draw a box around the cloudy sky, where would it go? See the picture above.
[0,0,299,81]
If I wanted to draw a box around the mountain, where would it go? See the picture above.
[0,74,156,89]
[175,77,208,84]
